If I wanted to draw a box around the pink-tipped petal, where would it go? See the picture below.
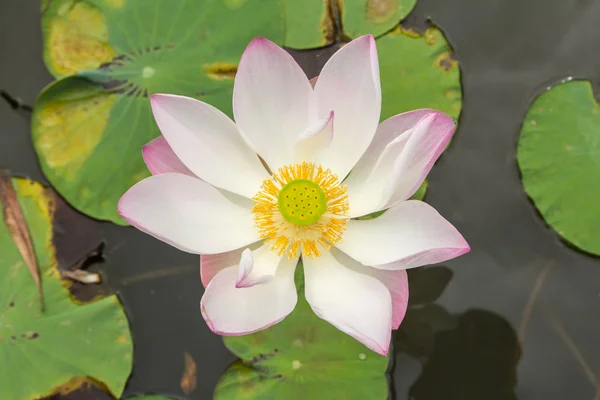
[142,136,194,176]
[303,249,392,355]
[345,110,456,217]
[309,76,318,88]
[343,260,409,330]
[118,173,258,254]
[337,200,469,269]
[383,269,409,330]
[294,110,334,162]
[314,35,381,179]
[200,255,298,335]
[233,37,312,171]
[150,94,268,199]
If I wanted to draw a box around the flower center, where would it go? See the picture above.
[252,162,349,259]
[277,179,327,226]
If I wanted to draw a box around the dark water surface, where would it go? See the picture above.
[2,0,600,399]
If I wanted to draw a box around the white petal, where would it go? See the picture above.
[337,200,470,269]
[118,173,259,254]
[142,135,195,176]
[235,244,282,288]
[345,110,456,217]
[314,35,381,179]
[303,249,392,355]
[150,94,267,199]
[233,37,313,171]
[201,256,298,335]
[294,110,334,163]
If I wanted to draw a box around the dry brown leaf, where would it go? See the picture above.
[180,351,197,395]
[0,171,44,311]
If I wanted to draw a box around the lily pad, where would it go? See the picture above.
[34,0,284,224]
[517,80,600,255]
[0,178,133,400]
[283,0,333,49]
[284,0,416,49]
[214,264,389,399]
[342,0,417,40]
[377,26,462,120]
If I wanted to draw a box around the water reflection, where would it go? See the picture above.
[409,309,521,400]
[390,268,521,400]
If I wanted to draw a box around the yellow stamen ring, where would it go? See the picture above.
[252,162,349,259]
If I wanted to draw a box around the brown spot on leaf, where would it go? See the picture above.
[395,23,424,39]
[435,51,458,73]
[24,331,40,340]
[204,62,238,80]
[321,0,336,44]
[366,0,397,23]
[41,376,113,400]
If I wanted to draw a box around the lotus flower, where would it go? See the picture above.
[118,35,470,355]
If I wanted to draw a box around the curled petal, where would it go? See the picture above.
[345,110,456,217]
[235,245,283,288]
[294,110,334,163]
[201,256,298,335]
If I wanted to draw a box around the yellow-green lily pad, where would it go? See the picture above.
[34,0,284,224]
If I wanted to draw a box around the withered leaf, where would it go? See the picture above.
[180,352,197,395]
[0,171,44,311]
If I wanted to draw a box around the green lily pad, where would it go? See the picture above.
[34,0,284,224]
[0,178,133,400]
[377,26,462,120]
[517,80,600,255]
[284,0,416,49]
[283,0,332,49]
[214,264,389,399]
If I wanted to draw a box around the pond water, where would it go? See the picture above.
[2,0,600,399]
